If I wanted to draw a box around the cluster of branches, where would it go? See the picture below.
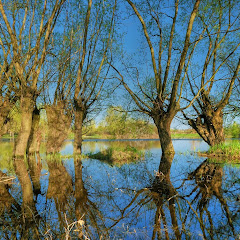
[0,0,116,156]
[111,0,240,167]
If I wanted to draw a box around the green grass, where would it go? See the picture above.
[208,141,240,156]
[171,133,200,139]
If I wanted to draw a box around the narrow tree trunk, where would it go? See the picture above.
[188,110,225,146]
[74,108,86,155]
[14,92,35,157]
[27,106,41,154]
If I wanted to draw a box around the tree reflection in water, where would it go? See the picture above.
[0,150,240,239]
[105,156,240,239]
[0,155,41,239]
[184,159,238,239]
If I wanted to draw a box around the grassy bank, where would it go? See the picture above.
[199,141,240,160]
[171,132,200,139]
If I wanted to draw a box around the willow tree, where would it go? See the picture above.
[0,0,66,157]
[69,0,116,154]
[113,0,201,168]
[182,0,240,146]
[43,19,74,154]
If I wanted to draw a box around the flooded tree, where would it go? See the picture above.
[42,12,75,154]
[45,75,72,154]
[70,0,116,154]
[0,0,66,157]
[112,0,201,167]
[182,0,240,146]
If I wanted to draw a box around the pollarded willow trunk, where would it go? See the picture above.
[14,90,35,157]
[46,101,72,154]
[188,110,225,146]
[74,107,86,155]
[27,106,41,154]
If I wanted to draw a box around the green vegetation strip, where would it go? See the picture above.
[88,146,144,165]
[209,141,240,156]
[199,141,240,160]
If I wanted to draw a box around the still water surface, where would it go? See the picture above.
[0,139,240,239]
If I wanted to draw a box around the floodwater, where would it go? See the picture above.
[0,139,240,239]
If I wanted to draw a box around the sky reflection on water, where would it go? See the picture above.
[0,139,240,239]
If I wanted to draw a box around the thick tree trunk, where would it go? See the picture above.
[14,92,35,157]
[74,108,86,155]
[153,114,175,172]
[46,101,72,154]
[27,106,41,154]
[188,110,225,146]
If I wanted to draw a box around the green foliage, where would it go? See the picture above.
[225,122,240,138]
[83,120,98,137]
[104,106,127,137]
[102,106,157,138]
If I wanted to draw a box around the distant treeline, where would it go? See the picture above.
[74,106,159,139]
[3,106,240,140]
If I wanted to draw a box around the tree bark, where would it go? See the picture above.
[188,110,224,146]
[46,101,72,154]
[153,113,175,171]
[74,105,86,155]
[27,106,41,154]
[13,91,35,157]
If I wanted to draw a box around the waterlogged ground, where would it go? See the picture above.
[0,139,240,239]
